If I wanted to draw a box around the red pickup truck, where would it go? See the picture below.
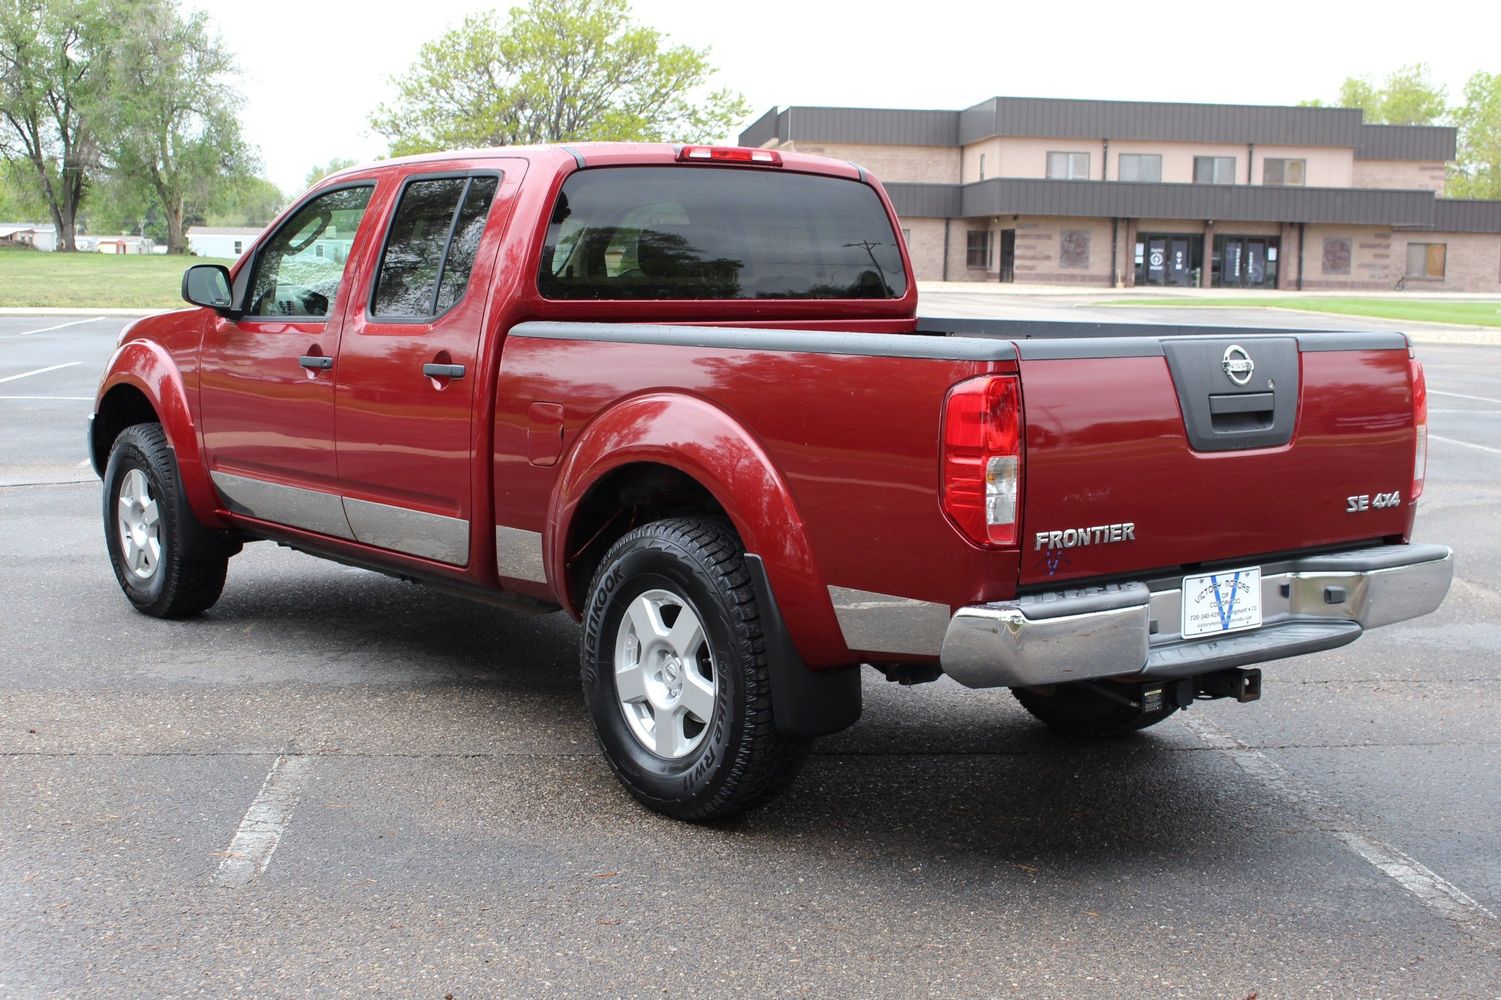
[91,143,1453,821]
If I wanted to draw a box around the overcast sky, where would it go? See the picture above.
[186,0,1498,195]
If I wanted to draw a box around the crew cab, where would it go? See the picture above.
[90,143,1453,821]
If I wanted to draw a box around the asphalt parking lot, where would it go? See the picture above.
[2,306,1499,998]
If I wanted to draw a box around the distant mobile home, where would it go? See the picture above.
[186,227,264,259]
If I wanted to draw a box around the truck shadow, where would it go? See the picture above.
[209,559,1280,869]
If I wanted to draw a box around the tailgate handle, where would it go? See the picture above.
[1209,392,1274,434]
[1209,392,1273,416]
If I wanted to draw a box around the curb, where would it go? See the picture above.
[0,307,163,317]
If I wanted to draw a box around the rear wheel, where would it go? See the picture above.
[102,423,228,618]
[580,517,806,822]
[1013,683,1178,736]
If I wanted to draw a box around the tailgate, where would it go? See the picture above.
[1017,331,1418,587]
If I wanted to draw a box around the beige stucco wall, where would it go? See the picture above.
[1300,225,1396,289]
[1299,226,1500,292]
[1249,145,1354,188]
[1107,140,1245,184]
[1011,216,1117,284]
[898,217,949,282]
[782,141,961,184]
[1216,220,1283,237]
[1137,219,1207,234]
[1351,160,1448,194]
[1407,232,1501,291]
[963,139,1001,182]
[962,138,1356,187]
[990,138,1108,180]
[1299,225,1493,290]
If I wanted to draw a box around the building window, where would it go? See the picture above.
[1118,154,1161,183]
[1264,158,1306,186]
[978,154,986,181]
[1060,230,1091,269]
[1047,151,1090,180]
[966,230,992,269]
[1193,156,1236,184]
[1322,237,1351,275]
[232,240,243,255]
[1406,243,1446,279]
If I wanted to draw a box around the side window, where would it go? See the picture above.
[247,185,373,318]
[372,174,500,318]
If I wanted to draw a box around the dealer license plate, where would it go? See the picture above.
[1181,566,1263,639]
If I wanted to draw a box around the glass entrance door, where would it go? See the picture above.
[1136,234,1203,287]
[1213,236,1280,288]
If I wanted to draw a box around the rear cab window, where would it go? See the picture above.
[538,167,907,301]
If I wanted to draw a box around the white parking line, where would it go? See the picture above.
[15,317,106,336]
[0,362,83,384]
[1180,714,1501,953]
[1432,390,1501,406]
[211,754,312,888]
[1431,434,1501,455]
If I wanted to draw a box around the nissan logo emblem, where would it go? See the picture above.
[1222,345,1254,386]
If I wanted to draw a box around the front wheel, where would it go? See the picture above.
[102,423,228,618]
[580,517,806,822]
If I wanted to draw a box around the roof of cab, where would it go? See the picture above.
[316,142,864,189]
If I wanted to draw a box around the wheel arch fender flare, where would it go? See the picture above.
[550,391,851,671]
[93,340,225,530]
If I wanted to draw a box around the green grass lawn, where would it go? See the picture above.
[0,245,236,309]
[1105,295,1501,328]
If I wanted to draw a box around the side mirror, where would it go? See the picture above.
[182,264,234,312]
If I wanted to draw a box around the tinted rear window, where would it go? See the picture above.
[538,166,907,300]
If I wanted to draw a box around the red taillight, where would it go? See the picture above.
[676,145,783,166]
[942,375,1023,546]
[1411,358,1428,501]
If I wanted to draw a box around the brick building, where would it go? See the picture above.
[740,97,1501,292]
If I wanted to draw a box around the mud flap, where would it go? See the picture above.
[745,555,861,738]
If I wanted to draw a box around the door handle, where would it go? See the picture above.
[299,355,334,370]
[422,363,466,379]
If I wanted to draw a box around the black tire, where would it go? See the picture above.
[1012,683,1178,736]
[102,423,228,619]
[580,517,807,822]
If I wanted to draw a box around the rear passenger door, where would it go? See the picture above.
[333,167,518,565]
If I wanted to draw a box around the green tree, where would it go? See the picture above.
[0,0,110,250]
[1321,64,1448,125]
[100,0,252,253]
[304,157,358,189]
[79,167,158,235]
[370,0,748,156]
[0,159,50,220]
[1450,71,1501,199]
[207,175,284,227]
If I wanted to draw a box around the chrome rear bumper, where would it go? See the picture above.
[940,543,1454,689]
